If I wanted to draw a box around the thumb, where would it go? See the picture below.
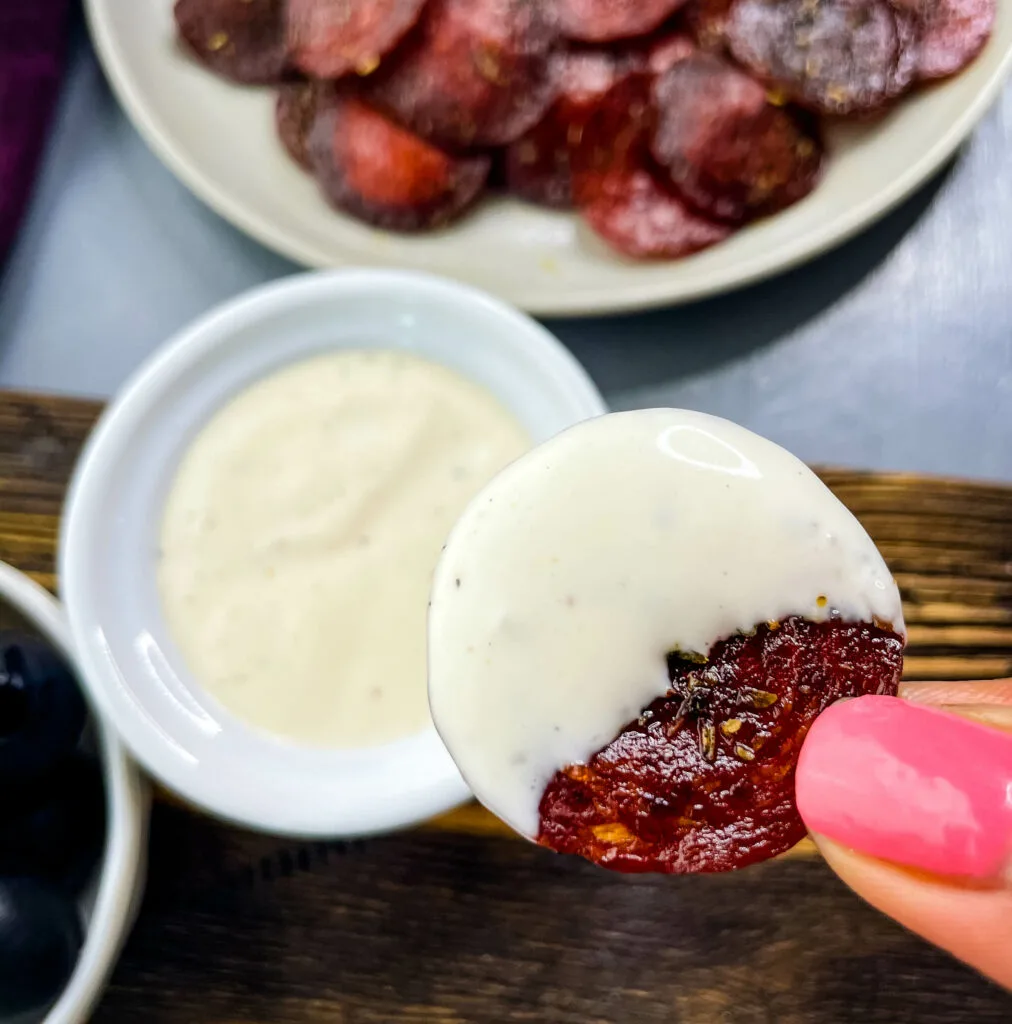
[796,684,1012,989]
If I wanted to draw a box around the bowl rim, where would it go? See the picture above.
[58,268,607,837]
[0,562,149,1024]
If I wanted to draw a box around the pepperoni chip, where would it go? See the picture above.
[916,0,995,80]
[286,0,428,80]
[504,50,625,209]
[569,75,729,258]
[365,0,558,147]
[581,166,732,258]
[174,0,288,85]
[307,94,490,231]
[537,617,904,874]
[727,0,917,115]
[276,82,323,170]
[552,0,691,43]
[570,73,655,202]
[650,53,823,224]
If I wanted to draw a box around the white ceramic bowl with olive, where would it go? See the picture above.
[0,563,148,1024]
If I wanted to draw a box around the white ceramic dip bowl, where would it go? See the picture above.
[59,269,606,837]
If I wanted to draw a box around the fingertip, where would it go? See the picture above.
[796,695,1012,880]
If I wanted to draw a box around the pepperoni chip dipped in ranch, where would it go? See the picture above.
[428,410,905,874]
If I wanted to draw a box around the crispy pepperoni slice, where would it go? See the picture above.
[537,617,904,874]
[726,0,917,115]
[552,0,691,43]
[581,165,732,258]
[915,0,995,79]
[570,75,730,258]
[504,50,624,209]
[276,81,324,170]
[286,0,428,80]
[174,0,288,85]
[307,94,490,231]
[650,53,823,224]
[503,33,696,209]
[569,73,655,201]
[365,0,558,147]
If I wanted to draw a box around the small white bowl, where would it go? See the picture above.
[59,269,607,837]
[0,562,148,1024]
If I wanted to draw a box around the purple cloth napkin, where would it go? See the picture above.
[0,0,70,262]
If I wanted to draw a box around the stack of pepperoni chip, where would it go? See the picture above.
[175,0,995,259]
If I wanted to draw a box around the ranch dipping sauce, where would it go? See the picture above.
[158,349,529,748]
[428,409,905,838]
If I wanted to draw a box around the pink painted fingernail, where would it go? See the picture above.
[796,695,1012,880]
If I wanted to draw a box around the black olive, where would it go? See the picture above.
[0,633,87,789]
[0,755,105,894]
[0,877,82,1016]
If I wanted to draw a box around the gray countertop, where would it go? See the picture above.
[3,28,1011,481]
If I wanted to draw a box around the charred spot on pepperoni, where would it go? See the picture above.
[552,0,691,43]
[174,0,289,85]
[915,0,995,80]
[650,53,823,224]
[286,0,428,80]
[307,94,490,231]
[537,617,904,874]
[726,0,917,116]
[504,50,625,209]
[276,81,325,170]
[364,0,559,148]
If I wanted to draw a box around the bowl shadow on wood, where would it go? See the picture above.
[92,803,1008,1024]
[549,159,956,396]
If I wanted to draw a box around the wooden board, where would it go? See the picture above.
[0,391,1009,1022]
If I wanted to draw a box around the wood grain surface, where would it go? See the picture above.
[0,391,1010,1022]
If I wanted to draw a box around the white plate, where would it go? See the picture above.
[59,269,606,837]
[85,0,1012,316]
